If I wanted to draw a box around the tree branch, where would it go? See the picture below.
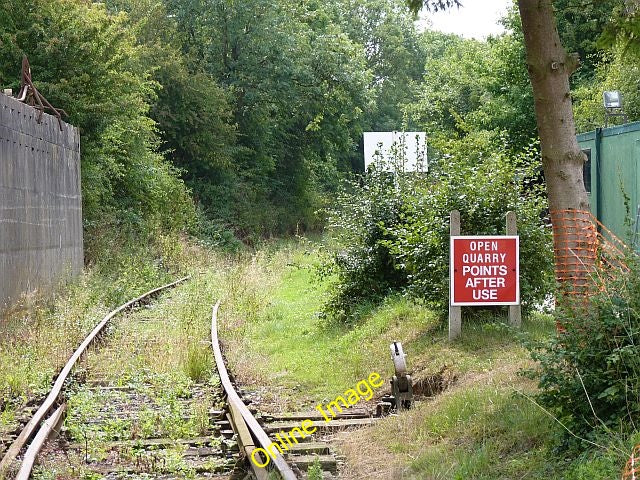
[406,0,462,15]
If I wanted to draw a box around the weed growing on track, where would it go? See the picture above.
[0,234,220,446]
[30,264,230,477]
[184,343,213,382]
[307,456,323,480]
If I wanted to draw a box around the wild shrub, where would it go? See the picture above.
[322,130,553,321]
[320,166,409,322]
[387,133,553,313]
[526,259,640,444]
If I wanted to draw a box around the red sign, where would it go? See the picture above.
[450,236,519,306]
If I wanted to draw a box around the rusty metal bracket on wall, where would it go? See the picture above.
[16,56,67,130]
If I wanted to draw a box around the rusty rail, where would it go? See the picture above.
[15,405,65,480]
[0,277,190,477]
[210,302,298,480]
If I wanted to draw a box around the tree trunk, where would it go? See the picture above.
[518,0,588,211]
[517,0,595,300]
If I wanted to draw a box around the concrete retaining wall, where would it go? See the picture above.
[0,93,83,315]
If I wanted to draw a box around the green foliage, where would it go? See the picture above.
[413,0,618,84]
[125,0,236,167]
[526,260,640,445]
[164,0,372,237]
[1,0,404,243]
[553,0,622,80]
[337,0,425,138]
[390,132,553,313]
[0,0,547,246]
[405,0,461,14]
[307,457,324,480]
[183,343,212,383]
[321,169,409,322]
[411,33,489,135]
[324,130,553,321]
[103,0,238,231]
[560,451,622,480]
[410,387,555,479]
[0,0,195,240]
[600,2,640,55]
[410,26,536,153]
[573,43,640,131]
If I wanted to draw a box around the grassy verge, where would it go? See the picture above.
[2,236,635,479]
[221,239,553,404]
[219,239,633,479]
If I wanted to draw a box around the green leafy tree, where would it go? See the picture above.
[388,132,552,313]
[103,0,237,239]
[553,0,623,81]
[164,0,372,236]
[410,24,536,154]
[411,33,489,135]
[105,0,237,173]
[573,46,640,130]
[409,0,593,298]
[336,0,425,131]
[0,0,194,246]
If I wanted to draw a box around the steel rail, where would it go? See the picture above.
[0,276,190,476]
[15,404,65,480]
[210,302,297,480]
[226,403,268,480]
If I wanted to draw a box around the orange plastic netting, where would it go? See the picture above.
[551,211,637,479]
[550,209,631,298]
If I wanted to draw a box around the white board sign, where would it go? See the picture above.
[363,131,427,172]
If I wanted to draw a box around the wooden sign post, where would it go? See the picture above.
[506,211,522,327]
[449,211,521,341]
[449,210,462,341]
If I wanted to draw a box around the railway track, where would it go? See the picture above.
[211,303,379,480]
[0,278,198,478]
[0,284,379,480]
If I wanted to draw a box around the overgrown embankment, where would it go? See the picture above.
[2,238,636,479]
[217,240,635,479]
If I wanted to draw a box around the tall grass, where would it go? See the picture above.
[183,343,212,382]
[0,231,216,427]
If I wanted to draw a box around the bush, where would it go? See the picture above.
[322,129,553,321]
[320,166,409,322]
[387,132,553,313]
[526,259,640,445]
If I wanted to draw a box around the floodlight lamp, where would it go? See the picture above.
[603,91,622,109]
